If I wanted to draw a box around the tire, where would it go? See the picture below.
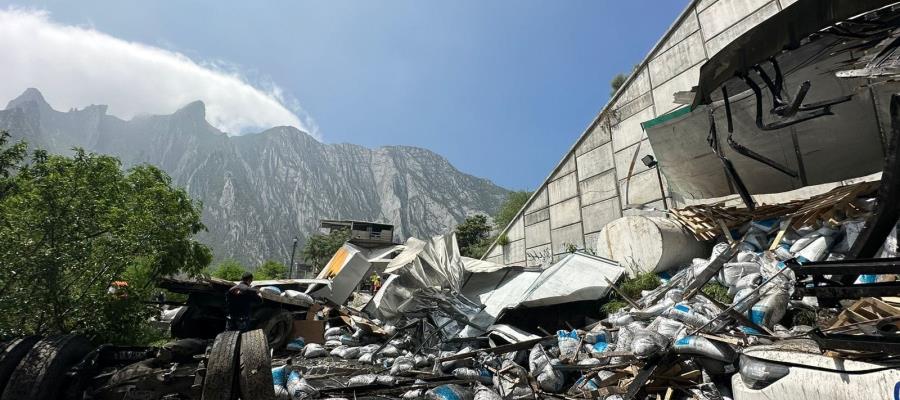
[256,309,293,350]
[0,336,40,395]
[239,329,275,400]
[201,330,240,400]
[171,306,225,339]
[0,334,92,400]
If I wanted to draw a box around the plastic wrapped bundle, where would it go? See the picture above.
[664,304,712,329]
[648,316,685,340]
[528,344,564,393]
[402,389,426,399]
[452,367,493,384]
[750,288,788,328]
[330,345,361,359]
[390,355,415,376]
[672,336,737,362]
[556,330,580,359]
[302,343,328,358]
[473,384,502,400]
[493,360,534,399]
[629,329,667,359]
[282,290,314,305]
[287,371,319,399]
[426,384,474,400]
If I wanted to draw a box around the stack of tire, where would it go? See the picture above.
[0,335,92,400]
[202,329,277,400]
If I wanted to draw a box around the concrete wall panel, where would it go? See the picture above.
[576,142,614,181]
[507,216,525,241]
[699,0,772,39]
[525,187,549,214]
[649,32,706,85]
[612,106,656,152]
[615,92,654,122]
[524,208,549,226]
[614,139,657,181]
[525,243,552,267]
[652,63,702,114]
[583,231,601,253]
[551,223,584,254]
[617,68,652,105]
[582,197,621,234]
[576,122,612,157]
[550,196,581,229]
[620,168,669,207]
[657,10,701,53]
[525,219,551,248]
[704,1,779,56]
[548,172,578,205]
[579,170,618,206]
[504,239,526,265]
[551,154,576,181]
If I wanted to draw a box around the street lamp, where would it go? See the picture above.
[641,155,668,210]
[288,236,298,279]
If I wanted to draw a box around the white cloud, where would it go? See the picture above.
[0,8,315,137]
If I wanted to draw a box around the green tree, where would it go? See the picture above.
[256,260,288,280]
[455,214,492,258]
[210,259,247,281]
[301,228,350,273]
[0,144,211,344]
[610,73,627,97]
[494,191,531,230]
[0,131,26,199]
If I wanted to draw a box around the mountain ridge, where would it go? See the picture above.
[0,88,509,268]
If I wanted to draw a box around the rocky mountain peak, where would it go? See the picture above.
[6,87,51,111]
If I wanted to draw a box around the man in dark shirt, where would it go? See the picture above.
[225,272,262,332]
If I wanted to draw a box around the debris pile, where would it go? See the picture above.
[267,179,900,399]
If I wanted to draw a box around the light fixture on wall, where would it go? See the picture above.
[641,155,668,210]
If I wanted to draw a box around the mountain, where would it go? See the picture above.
[0,88,509,267]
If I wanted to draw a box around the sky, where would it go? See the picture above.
[0,0,688,190]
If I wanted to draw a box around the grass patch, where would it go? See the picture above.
[701,282,733,305]
[600,272,662,316]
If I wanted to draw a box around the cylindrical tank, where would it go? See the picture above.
[596,216,709,276]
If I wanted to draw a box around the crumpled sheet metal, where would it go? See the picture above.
[457,252,625,338]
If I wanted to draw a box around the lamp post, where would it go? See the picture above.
[641,155,668,210]
[288,236,298,279]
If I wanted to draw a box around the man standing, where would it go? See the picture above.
[226,272,262,332]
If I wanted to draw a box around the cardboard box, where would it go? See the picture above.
[291,303,325,344]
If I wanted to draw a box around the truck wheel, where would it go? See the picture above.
[0,334,92,400]
[201,330,240,400]
[239,329,275,400]
[257,310,293,350]
[0,336,40,395]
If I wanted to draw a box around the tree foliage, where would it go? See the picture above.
[209,259,248,281]
[455,214,492,258]
[610,73,628,97]
[301,228,350,273]
[256,259,287,280]
[0,136,211,344]
[494,191,531,231]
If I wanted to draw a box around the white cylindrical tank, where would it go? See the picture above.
[596,216,709,276]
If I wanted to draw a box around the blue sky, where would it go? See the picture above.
[0,0,688,190]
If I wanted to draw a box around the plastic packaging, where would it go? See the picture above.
[452,367,493,384]
[302,343,327,358]
[556,330,580,359]
[672,336,737,362]
[664,304,712,329]
[274,385,290,400]
[390,355,415,376]
[528,344,564,393]
[286,371,319,399]
[324,339,342,349]
[286,338,305,351]
[493,360,534,399]
[648,316,685,340]
[720,262,761,287]
[259,286,282,295]
[324,327,344,337]
[629,329,667,359]
[402,389,426,399]
[271,364,289,387]
[749,288,788,329]
[473,383,502,400]
[426,384,474,400]
[795,235,834,262]
[358,353,374,364]
[330,345,361,359]
[282,290,314,305]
